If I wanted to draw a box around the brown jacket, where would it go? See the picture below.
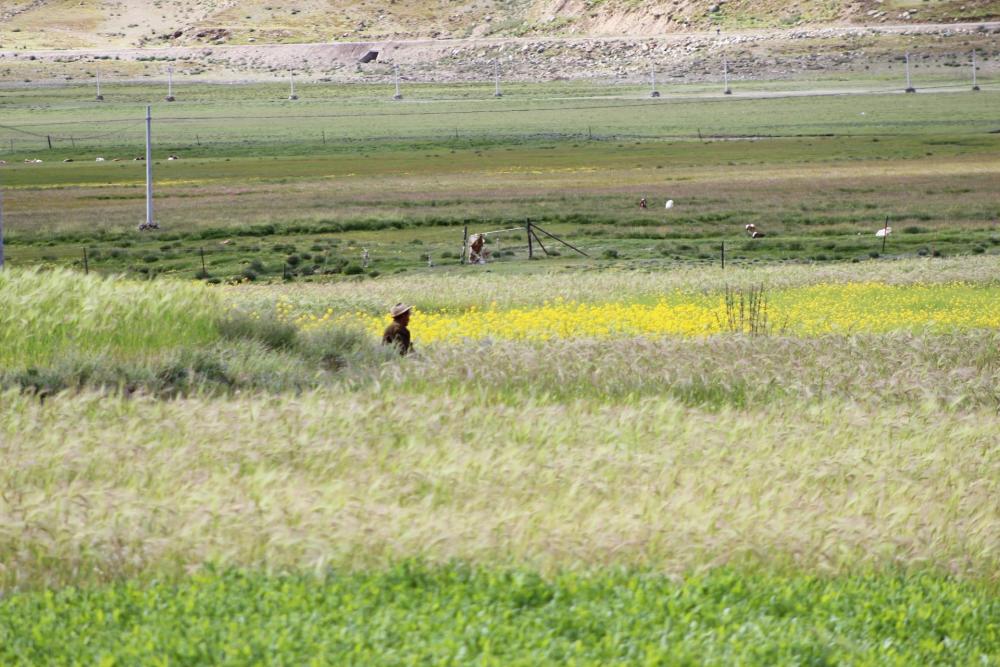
[382,321,412,356]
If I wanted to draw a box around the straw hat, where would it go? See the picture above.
[390,303,413,318]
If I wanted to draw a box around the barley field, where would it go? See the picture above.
[1,260,999,663]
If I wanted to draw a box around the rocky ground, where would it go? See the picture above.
[1,22,998,85]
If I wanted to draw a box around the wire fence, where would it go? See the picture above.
[0,45,996,155]
[1,89,997,156]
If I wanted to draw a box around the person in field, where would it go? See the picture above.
[382,303,414,356]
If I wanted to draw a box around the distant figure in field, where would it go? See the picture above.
[745,223,765,238]
[382,303,413,356]
[639,197,647,209]
[468,233,489,264]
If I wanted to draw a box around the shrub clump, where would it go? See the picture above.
[217,308,391,371]
[218,310,298,350]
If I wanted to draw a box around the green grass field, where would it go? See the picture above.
[1,82,998,281]
[1,77,999,663]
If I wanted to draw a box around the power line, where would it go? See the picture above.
[0,120,142,141]
[0,117,144,128]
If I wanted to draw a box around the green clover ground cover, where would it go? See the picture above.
[1,566,997,666]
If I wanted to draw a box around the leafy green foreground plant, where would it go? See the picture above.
[0,565,996,665]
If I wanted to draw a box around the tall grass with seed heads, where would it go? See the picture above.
[1,389,997,590]
[0,268,218,370]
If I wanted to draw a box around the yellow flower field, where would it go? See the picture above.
[773,282,1000,334]
[283,282,1000,344]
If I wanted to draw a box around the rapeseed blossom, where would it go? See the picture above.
[771,282,1000,334]
[279,282,1000,344]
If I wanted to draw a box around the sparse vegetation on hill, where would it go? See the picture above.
[1,0,998,48]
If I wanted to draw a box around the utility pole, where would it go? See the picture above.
[144,105,155,229]
[288,71,298,100]
[393,65,402,100]
[904,53,916,93]
[650,68,660,98]
[95,65,103,101]
[494,59,502,98]
[165,65,176,102]
[723,57,732,95]
[972,50,980,91]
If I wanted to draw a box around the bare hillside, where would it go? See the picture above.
[1,0,998,49]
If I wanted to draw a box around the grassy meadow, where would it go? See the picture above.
[1,81,998,281]
[1,78,999,663]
